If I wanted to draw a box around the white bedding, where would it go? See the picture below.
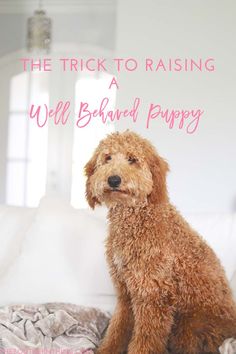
[0,197,235,312]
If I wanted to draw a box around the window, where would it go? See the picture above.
[6,71,49,207]
[5,57,116,209]
[71,71,116,208]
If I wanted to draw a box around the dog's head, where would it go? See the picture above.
[85,131,169,208]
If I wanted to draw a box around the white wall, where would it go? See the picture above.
[115,0,236,213]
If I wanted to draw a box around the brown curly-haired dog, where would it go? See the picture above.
[85,131,236,354]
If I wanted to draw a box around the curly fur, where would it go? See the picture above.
[85,131,236,354]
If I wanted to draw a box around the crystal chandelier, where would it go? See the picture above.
[27,0,52,53]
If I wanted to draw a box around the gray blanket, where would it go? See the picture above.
[0,303,110,353]
[219,338,236,354]
[0,303,235,353]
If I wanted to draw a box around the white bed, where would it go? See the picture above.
[0,196,235,312]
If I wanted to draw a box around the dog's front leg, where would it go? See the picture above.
[96,295,134,354]
[127,297,174,354]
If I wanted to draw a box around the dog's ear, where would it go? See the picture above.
[84,153,100,209]
[147,150,169,205]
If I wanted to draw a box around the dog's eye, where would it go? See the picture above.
[128,156,137,164]
[105,155,112,162]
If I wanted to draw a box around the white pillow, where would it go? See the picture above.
[230,271,236,300]
[184,212,236,280]
[0,197,115,311]
[0,205,35,278]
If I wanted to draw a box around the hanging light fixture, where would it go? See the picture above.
[27,0,52,53]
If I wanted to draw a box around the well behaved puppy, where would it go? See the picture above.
[85,131,236,354]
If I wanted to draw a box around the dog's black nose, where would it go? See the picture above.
[108,175,121,188]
